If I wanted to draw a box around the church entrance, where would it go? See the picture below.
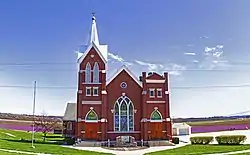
[85,123,98,140]
[149,108,163,140]
[84,108,99,140]
[150,122,163,140]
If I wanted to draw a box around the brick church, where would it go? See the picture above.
[63,14,172,142]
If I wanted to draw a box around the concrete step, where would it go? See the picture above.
[76,141,101,147]
[148,140,175,146]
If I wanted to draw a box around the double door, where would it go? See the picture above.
[150,122,163,140]
[84,123,98,140]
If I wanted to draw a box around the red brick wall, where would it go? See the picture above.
[106,70,143,133]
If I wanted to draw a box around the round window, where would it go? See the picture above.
[120,82,127,89]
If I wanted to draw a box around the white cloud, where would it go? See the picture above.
[107,52,185,76]
[134,60,159,71]
[184,52,196,56]
[199,35,209,39]
[108,53,124,62]
[199,44,227,69]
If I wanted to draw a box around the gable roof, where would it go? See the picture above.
[146,72,164,79]
[63,103,76,121]
[106,65,142,87]
[77,41,107,64]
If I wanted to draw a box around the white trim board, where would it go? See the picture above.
[146,79,165,83]
[106,65,142,87]
[77,41,107,65]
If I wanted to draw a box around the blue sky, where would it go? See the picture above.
[1,0,250,117]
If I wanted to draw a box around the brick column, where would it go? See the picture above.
[141,72,148,141]
[164,72,172,140]
[101,70,107,141]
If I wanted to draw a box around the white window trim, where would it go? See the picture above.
[149,88,155,98]
[93,62,100,83]
[85,109,98,123]
[93,87,99,96]
[86,87,91,96]
[85,62,91,83]
[157,88,163,98]
[113,96,134,132]
[150,109,163,122]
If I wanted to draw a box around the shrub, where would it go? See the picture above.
[215,135,246,145]
[190,136,213,144]
[63,138,75,145]
[172,137,179,144]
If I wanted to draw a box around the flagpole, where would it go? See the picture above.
[31,81,37,148]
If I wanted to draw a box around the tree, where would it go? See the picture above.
[34,112,62,141]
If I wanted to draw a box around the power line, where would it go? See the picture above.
[1,84,250,90]
[0,62,75,66]
[1,59,250,66]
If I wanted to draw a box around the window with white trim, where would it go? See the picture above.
[114,96,134,132]
[157,88,162,98]
[86,87,91,96]
[93,62,99,83]
[149,88,155,98]
[93,87,99,96]
[85,62,91,83]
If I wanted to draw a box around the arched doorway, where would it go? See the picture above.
[149,108,163,140]
[84,108,99,140]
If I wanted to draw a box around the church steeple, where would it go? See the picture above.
[90,13,100,46]
[77,13,108,63]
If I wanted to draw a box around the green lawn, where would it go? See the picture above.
[0,129,113,155]
[145,145,250,155]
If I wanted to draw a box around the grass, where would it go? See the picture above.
[145,145,250,155]
[0,129,113,155]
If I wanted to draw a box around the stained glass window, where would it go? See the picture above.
[85,62,91,83]
[93,62,99,83]
[86,110,98,120]
[113,96,134,132]
[150,110,162,120]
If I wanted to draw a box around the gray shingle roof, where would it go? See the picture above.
[63,103,76,121]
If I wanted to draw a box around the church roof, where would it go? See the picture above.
[63,103,76,121]
[106,65,142,87]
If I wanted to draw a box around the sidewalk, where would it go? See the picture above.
[64,143,188,155]
[0,148,52,155]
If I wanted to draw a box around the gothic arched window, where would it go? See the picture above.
[85,109,98,122]
[93,62,99,83]
[150,109,162,121]
[113,96,134,132]
[85,62,91,83]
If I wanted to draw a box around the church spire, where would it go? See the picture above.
[90,13,100,46]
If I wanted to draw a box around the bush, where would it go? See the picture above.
[172,137,179,144]
[215,135,246,145]
[190,136,213,145]
[63,138,75,145]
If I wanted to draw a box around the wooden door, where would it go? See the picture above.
[85,123,98,140]
[150,122,163,140]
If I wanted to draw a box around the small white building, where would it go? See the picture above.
[172,123,191,136]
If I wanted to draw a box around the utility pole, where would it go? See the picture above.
[31,81,37,148]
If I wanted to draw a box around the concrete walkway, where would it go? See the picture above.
[0,148,52,155]
[64,143,188,155]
